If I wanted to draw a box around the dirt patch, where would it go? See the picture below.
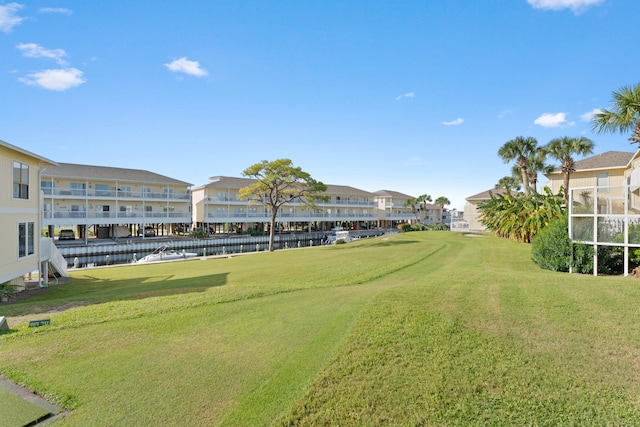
[1,278,79,327]
[0,277,73,306]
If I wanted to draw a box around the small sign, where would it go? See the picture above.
[28,319,51,327]
[0,316,8,331]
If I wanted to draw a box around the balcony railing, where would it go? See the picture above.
[206,211,377,220]
[44,211,191,220]
[205,197,376,207]
[42,187,190,200]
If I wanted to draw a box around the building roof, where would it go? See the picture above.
[466,187,510,201]
[374,189,414,199]
[0,139,57,166]
[549,151,635,174]
[42,162,192,186]
[200,176,375,196]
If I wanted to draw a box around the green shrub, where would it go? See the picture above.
[426,223,449,231]
[532,214,623,275]
[402,224,428,232]
[531,214,573,272]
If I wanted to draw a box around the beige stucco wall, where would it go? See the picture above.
[463,200,486,232]
[0,145,42,283]
[547,169,626,194]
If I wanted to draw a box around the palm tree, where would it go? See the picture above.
[495,176,521,193]
[526,148,554,193]
[592,83,640,145]
[434,196,450,208]
[544,136,595,201]
[403,197,420,222]
[498,136,538,195]
[417,194,432,222]
[510,148,554,194]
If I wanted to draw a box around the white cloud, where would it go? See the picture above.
[19,68,86,91]
[405,156,423,166]
[0,2,24,33]
[39,7,72,15]
[442,118,464,126]
[164,57,207,77]
[533,112,575,127]
[17,43,67,65]
[580,108,602,121]
[395,92,415,101]
[527,0,604,14]
[498,109,513,119]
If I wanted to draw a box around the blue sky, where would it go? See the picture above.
[1,0,638,210]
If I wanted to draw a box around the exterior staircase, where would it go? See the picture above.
[40,237,68,278]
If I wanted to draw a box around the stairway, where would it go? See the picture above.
[40,237,68,278]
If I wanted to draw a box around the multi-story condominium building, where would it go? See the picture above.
[41,163,192,241]
[374,190,438,227]
[545,151,634,196]
[192,176,414,233]
[545,150,636,215]
[0,140,57,285]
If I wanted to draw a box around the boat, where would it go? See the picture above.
[136,244,198,263]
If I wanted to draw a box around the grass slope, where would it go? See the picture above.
[0,387,50,427]
[2,232,640,425]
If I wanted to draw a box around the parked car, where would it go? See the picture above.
[58,229,76,240]
[137,227,156,237]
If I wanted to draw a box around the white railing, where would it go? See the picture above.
[43,187,190,200]
[40,237,68,277]
[205,212,378,220]
[569,185,640,277]
[45,211,191,220]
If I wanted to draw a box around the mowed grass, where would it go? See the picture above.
[2,232,640,425]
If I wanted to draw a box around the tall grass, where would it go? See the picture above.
[2,232,640,425]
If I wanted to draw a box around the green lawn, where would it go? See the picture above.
[1,232,640,425]
[0,387,51,427]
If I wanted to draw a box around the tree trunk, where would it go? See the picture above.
[563,172,570,201]
[520,167,530,196]
[268,210,278,252]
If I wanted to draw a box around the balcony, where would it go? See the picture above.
[42,187,191,201]
[205,211,377,221]
[44,210,191,221]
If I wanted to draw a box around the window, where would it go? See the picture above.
[71,204,84,218]
[70,182,85,196]
[118,185,132,197]
[41,180,54,195]
[163,188,174,198]
[597,173,609,187]
[18,222,35,258]
[141,186,152,198]
[13,161,29,199]
[145,205,153,212]
[597,173,609,193]
[95,183,110,197]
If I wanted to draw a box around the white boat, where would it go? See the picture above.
[137,245,198,263]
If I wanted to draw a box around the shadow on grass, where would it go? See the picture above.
[1,272,229,317]
[359,239,421,247]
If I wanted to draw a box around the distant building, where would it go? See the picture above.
[192,176,392,233]
[464,188,510,232]
[374,190,411,227]
[41,163,192,241]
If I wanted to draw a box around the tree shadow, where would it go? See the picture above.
[1,271,229,317]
